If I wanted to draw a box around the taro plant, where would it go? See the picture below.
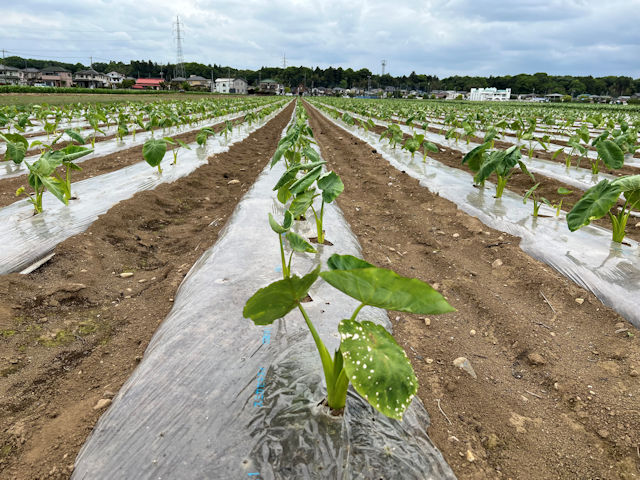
[0,133,29,164]
[51,144,93,201]
[163,137,191,165]
[379,124,403,149]
[523,183,544,217]
[401,133,438,161]
[196,127,216,146]
[142,138,168,174]
[590,133,624,175]
[268,210,316,278]
[567,175,640,243]
[243,254,455,419]
[16,153,66,214]
[544,187,572,217]
[473,145,535,198]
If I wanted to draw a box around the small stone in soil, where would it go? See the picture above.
[93,398,112,410]
[453,357,477,378]
[120,272,134,278]
[527,353,546,365]
[575,298,585,304]
[492,259,503,268]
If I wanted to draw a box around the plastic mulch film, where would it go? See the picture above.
[72,115,456,480]
[312,104,640,328]
[0,104,276,181]
[0,103,289,275]
[330,106,639,186]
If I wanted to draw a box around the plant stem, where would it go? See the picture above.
[350,303,365,321]
[495,176,507,198]
[297,303,335,400]
[278,234,288,278]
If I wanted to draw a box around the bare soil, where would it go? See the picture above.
[0,102,294,479]
[306,102,640,480]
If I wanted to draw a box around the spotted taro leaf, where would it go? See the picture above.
[339,319,418,420]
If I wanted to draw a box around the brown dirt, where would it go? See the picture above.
[0,101,294,479]
[306,101,640,480]
[360,119,640,244]
[0,112,251,209]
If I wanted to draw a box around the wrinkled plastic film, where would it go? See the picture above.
[0,103,289,275]
[72,115,455,479]
[312,105,640,328]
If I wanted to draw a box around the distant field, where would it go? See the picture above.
[0,92,220,106]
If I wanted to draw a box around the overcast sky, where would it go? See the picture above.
[3,0,639,78]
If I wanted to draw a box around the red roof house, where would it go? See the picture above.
[132,78,164,90]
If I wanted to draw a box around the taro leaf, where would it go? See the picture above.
[273,160,326,191]
[268,210,293,234]
[243,267,320,325]
[462,142,489,172]
[64,129,85,145]
[61,145,92,162]
[591,130,609,147]
[557,187,572,195]
[302,146,321,163]
[142,138,167,168]
[320,255,455,314]
[612,174,640,206]
[1,133,28,164]
[517,160,536,182]
[289,189,316,218]
[339,319,418,420]
[523,183,540,204]
[196,131,208,145]
[25,158,66,205]
[566,180,622,231]
[473,150,505,184]
[423,141,439,153]
[317,171,344,203]
[175,139,191,150]
[286,231,317,253]
[277,182,293,204]
[271,141,291,167]
[289,165,323,195]
[596,140,624,170]
[327,254,373,270]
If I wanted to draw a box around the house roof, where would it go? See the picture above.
[22,67,40,73]
[134,78,164,85]
[172,77,186,82]
[0,65,19,72]
[260,78,278,83]
[187,75,207,81]
[75,68,103,75]
[40,66,70,73]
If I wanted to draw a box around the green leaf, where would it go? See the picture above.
[327,254,374,270]
[523,183,540,203]
[268,211,293,234]
[566,180,622,231]
[273,160,326,191]
[612,174,640,206]
[289,165,323,195]
[320,258,455,314]
[317,171,344,203]
[289,189,316,218]
[339,319,418,420]
[1,133,28,164]
[557,187,572,195]
[462,142,489,172]
[243,267,320,325]
[286,231,317,253]
[277,183,293,204]
[64,129,85,145]
[142,138,167,168]
[61,144,93,162]
[302,146,321,163]
[596,140,624,170]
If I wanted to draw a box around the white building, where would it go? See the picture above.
[106,71,125,88]
[215,77,248,94]
[469,87,511,101]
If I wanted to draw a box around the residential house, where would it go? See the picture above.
[74,68,109,88]
[21,67,41,86]
[469,87,511,101]
[106,71,125,88]
[132,78,164,90]
[186,75,210,90]
[0,65,22,85]
[259,78,283,95]
[40,66,73,87]
[215,78,248,94]
[545,93,564,102]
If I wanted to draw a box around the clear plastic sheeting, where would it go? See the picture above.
[312,105,640,328]
[0,104,275,181]
[0,103,289,275]
[72,116,456,479]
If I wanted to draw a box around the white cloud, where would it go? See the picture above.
[2,0,639,77]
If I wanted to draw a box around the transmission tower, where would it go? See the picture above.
[282,52,287,69]
[381,59,387,76]
[173,16,186,79]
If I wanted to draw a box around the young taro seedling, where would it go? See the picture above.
[243,254,455,419]
[196,127,216,146]
[379,124,403,149]
[401,133,438,161]
[473,145,535,198]
[523,183,545,217]
[163,137,192,165]
[142,138,168,174]
[567,174,640,243]
[544,187,573,217]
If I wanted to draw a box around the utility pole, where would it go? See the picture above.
[282,52,286,69]
[211,69,213,93]
[381,59,386,77]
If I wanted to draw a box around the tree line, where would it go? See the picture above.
[3,56,639,96]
